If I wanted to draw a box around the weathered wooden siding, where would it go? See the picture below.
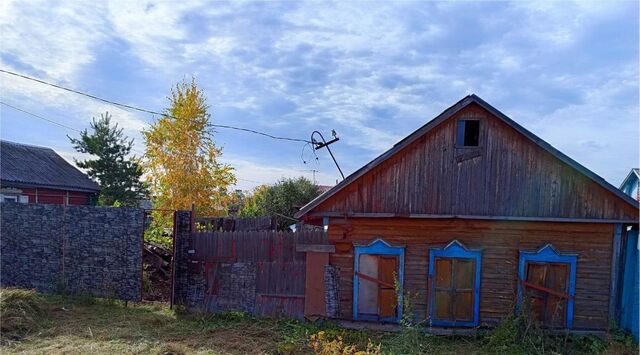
[185,230,327,318]
[315,103,637,221]
[328,218,614,330]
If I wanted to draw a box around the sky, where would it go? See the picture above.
[0,0,638,190]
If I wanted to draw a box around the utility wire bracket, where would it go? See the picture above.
[311,130,344,180]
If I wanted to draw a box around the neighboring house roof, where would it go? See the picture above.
[620,168,640,189]
[316,185,333,194]
[296,94,639,218]
[0,140,100,192]
[620,168,640,200]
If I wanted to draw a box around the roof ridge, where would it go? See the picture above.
[1,139,56,151]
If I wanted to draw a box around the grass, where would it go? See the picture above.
[0,288,636,354]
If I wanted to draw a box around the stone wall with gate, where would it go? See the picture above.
[0,202,143,301]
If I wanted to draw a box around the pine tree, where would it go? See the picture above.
[69,112,148,206]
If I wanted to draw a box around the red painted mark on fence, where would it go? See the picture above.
[232,240,236,259]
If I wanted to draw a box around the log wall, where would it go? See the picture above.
[327,217,615,330]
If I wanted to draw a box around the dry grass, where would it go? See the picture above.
[0,289,287,354]
[0,288,46,343]
[0,288,636,355]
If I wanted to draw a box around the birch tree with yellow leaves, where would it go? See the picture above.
[144,79,235,237]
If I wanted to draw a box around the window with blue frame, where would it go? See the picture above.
[428,240,482,327]
[518,244,577,329]
[353,239,405,323]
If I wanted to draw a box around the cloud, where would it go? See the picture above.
[0,77,148,137]
[0,0,148,140]
[1,0,637,189]
[0,0,108,80]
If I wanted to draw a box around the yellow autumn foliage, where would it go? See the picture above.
[143,78,236,217]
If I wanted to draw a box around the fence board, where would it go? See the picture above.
[185,229,327,318]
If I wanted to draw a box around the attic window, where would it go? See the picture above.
[456,120,480,147]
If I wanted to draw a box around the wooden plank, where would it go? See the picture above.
[296,244,335,253]
[305,252,329,318]
[257,293,305,299]
[378,256,398,318]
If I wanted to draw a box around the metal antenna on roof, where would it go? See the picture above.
[311,130,344,180]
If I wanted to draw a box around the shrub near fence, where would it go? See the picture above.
[173,211,327,318]
[0,202,143,301]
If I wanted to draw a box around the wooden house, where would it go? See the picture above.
[620,168,639,201]
[0,140,100,205]
[295,95,639,331]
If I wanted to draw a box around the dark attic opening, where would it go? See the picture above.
[457,119,480,147]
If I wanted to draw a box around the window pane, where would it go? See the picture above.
[546,295,567,328]
[434,290,451,320]
[435,258,452,288]
[378,256,398,286]
[456,120,466,146]
[526,263,547,287]
[527,294,545,324]
[524,261,569,328]
[379,288,397,318]
[546,264,568,293]
[463,120,480,146]
[358,254,379,315]
[454,259,474,290]
[454,291,474,321]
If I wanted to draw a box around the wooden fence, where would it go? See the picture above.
[187,230,327,318]
[195,216,277,232]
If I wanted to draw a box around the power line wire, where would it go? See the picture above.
[0,101,146,156]
[1,101,81,132]
[236,177,267,185]
[1,101,314,186]
[0,68,311,143]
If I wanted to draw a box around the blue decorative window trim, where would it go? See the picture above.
[353,239,405,323]
[428,240,482,327]
[517,244,577,329]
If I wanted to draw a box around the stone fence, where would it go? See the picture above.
[0,202,143,301]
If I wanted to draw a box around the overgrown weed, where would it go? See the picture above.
[1,288,637,355]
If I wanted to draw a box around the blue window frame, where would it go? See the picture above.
[517,244,577,329]
[353,239,405,323]
[428,240,482,327]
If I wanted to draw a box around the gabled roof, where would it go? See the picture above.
[296,94,639,218]
[0,140,100,192]
[620,168,640,189]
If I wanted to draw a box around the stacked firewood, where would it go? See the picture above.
[142,242,172,302]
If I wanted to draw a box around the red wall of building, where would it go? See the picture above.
[20,187,93,205]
